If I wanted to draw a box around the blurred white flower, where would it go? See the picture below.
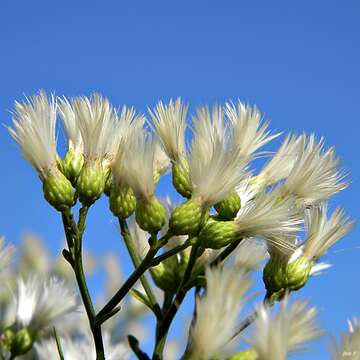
[249,298,321,360]
[187,266,251,359]
[225,101,280,158]
[233,238,268,272]
[8,91,58,179]
[0,237,15,274]
[15,275,79,333]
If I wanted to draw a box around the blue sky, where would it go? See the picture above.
[1,1,359,359]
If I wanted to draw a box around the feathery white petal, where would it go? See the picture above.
[188,266,251,359]
[8,91,58,178]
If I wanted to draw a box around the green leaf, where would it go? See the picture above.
[130,289,154,311]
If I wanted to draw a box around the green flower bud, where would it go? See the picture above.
[61,148,84,185]
[43,169,75,211]
[109,187,136,219]
[150,262,180,293]
[169,199,204,235]
[2,328,15,352]
[103,169,113,197]
[11,328,33,356]
[135,197,166,233]
[227,349,258,360]
[199,220,238,249]
[172,160,192,198]
[214,191,241,220]
[285,256,312,291]
[76,162,106,206]
[263,256,286,294]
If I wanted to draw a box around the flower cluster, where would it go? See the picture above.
[7,91,356,359]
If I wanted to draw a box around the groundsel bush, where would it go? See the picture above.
[2,91,357,359]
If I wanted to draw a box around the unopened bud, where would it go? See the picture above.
[103,169,113,197]
[135,197,166,233]
[43,169,75,211]
[169,199,204,235]
[214,191,241,220]
[109,186,136,219]
[61,148,84,185]
[11,328,33,356]
[150,263,179,293]
[285,256,312,291]
[172,159,192,198]
[199,220,238,249]
[263,256,285,294]
[76,162,106,205]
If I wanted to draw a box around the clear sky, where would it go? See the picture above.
[1,1,359,359]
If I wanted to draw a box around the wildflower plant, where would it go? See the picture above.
[4,91,356,359]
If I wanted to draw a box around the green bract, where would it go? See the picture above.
[172,160,192,198]
[109,187,136,219]
[135,197,166,233]
[199,220,238,249]
[214,191,241,220]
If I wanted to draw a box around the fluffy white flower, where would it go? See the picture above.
[153,141,171,178]
[148,98,188,162]
[189,105,248,207]
[122,129,157,200]
[303,204,355,261]
[15,275,79,332]
[8,91,58,179]
[281,135,348,207]
[0,237,15,274]
[225,101,280,158]
[71,94,116,165]
[249,299,321,360]
[187,266,251,359]
[58,96,83,151]
[330,318,360,360]
[258,134,304,186]
[35,332,130,360]
[235,191,302,251]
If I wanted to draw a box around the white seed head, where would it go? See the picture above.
[282,135,348,207]
[188,266,251,359]
[303,204,355,261]
[58,96,83,151]
[72,94,116,163]
[249,298,321,360]
[225,101,280,158]
[15,275,79,332]
[8,91,58,178]
[259,134,304,186]
[148,98,188,161]
[235,191,302,251]
[190,105,248,207]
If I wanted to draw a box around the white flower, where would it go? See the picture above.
[8,91,58,179]
[187,266,251,359]
[225,101,280,158]
[233,238,268,272]
[153,141,171,178]
[148,98,188,162]
[189,105,248,207]
[249,299,321,360]
[122,129,157,200]
[0,237,15,274]
[35,332,130,360]
[15,275,79,333]
[71,94,116,165]
[303,204,355,261]
[281,135,348,207]
[235,191,302,250]
[127,218,150,261]
[258,134,304,186]
[58,96,83,152]
[330,318,360,360]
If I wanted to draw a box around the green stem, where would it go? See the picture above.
[150,239,193,266]
[61,207,105,360]
[152,245,200,360]
[118,218,162,318]
[210,238,242,267]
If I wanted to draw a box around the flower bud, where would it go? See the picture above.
[103,169,113,197]
[76,162,106,205]
[263,256,286,294]
[199,220,238,249]
[135,197,166,233]
[11,328,33,356]
[61,148,84,185]
[227,349,258,360]
[150,262,180,293]
[109,187,136,219]
[42,169,75,211]
[169,199,204,235]
[172,160,192,198]
[285,256,312,291]
[214,191,241,220]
